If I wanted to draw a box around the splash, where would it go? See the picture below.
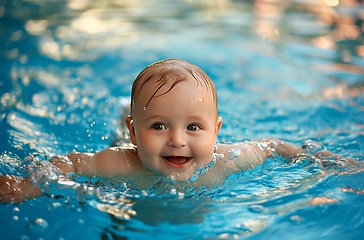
[188,152,223,182]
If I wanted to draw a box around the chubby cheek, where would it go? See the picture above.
[136,135,156,155]
[201,148,215,165]
[135,131,163,160]
[135,141,162,174]
[192,136,216,165]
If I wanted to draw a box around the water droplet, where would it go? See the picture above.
[290,215,303,223]
[177,192,185,199]
[227,149,240,160]
[52,202,62,208]
[210,155,217,165]
[143,107,147,111]
[201,166,209,174]
[229,192,238,197]
[248,205,265,213]
[189,173,198,182]
[217,154,224,161]
[27,218,48,232]
[165,174,175,183]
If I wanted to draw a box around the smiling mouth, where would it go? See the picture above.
[163,156,192,169]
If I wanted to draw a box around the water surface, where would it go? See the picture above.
[0,0,363,239]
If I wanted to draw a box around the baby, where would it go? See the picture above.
[0,59,350,203]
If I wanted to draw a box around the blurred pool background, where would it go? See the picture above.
[0,0,364,239]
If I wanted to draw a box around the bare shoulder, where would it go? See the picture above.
[98,146,144,175]
[216,142,258,154]
[215,142,268,171]
[69,146,144,177]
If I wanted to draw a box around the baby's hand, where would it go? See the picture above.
[0,175,42,204]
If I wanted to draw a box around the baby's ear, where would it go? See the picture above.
[125,115,137,145]
[216,117,223,134]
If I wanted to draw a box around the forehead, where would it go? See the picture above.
[142,73,212,105]
[134,66,215,106]
[135,79,217,121]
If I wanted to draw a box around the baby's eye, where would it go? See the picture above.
[187,124,200,131]
[152,123,166,130]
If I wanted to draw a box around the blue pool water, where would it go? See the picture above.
[1,0,364,239]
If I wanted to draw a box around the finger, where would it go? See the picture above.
[0,193,24,204]
[0,176,22,194]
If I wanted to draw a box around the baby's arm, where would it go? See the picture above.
[54,147,138,177]
[0,175,41,203]
[216,142,270,171]
[218,139,357,172]
[0,152,95,204]
[0,147,136,203]
[266,139,357,167]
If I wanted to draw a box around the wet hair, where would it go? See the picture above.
[130,58,218,115]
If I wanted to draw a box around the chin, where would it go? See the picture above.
[174,174,192,182]
[165,167,197,182]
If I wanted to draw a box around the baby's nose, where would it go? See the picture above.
[167,129,186,148]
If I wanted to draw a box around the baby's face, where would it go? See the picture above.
[127,73,222,181]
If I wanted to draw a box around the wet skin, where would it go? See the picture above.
[126,73,222,181]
